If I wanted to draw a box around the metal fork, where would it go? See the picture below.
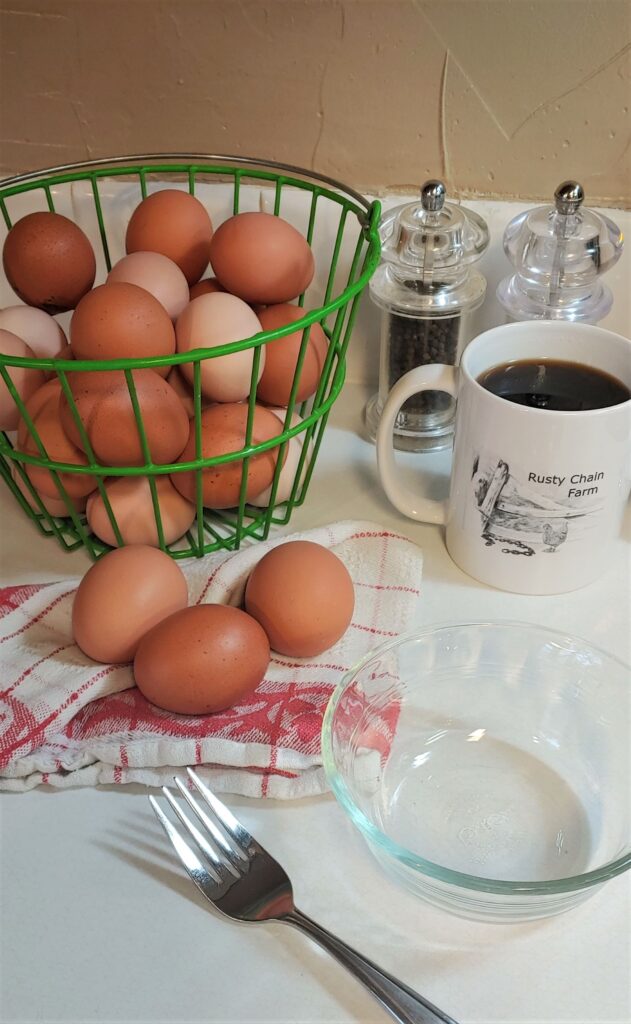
[149,768,459,1024]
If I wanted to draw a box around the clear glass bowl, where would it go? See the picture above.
[321,622,631,922]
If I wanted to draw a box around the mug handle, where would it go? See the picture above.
[376,363,458,524]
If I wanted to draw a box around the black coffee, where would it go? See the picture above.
[477,359,630,412]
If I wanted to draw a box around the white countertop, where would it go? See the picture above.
[1,195,630,1024]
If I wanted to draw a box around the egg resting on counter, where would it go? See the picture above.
[72,545,189,664]
[125,189,214,286]
[210,212,314,305]
[133,604,270,714]
[2,211,96,313]
[245,540,355,657]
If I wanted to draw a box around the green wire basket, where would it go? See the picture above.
[0,154,381,560]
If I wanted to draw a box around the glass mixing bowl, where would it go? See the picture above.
[321,622,631,922]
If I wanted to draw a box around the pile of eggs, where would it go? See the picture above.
[72,540,355,715]
[1,190,328,547]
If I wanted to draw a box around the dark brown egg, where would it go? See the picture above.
[133,604,270,714]
[170,402,283,508]
[70,282,175,372]
[245,541,355,657]
[2,211,96,312]
[125,189,214,286]
[59,368,190,467]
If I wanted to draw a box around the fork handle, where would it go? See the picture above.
[283,908,459,1024]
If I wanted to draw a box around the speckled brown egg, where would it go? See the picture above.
[70,282,175,372]
[133,604,270,714]
[257,304,328,406]
[59,368,190,467]
[72,544,189,664]
[245,541,355,657]
[170,402,283,508]
[18,379,96,499]
[0,329,46,430]
[2,211,96,312]
[125,189,214,286]
[210,212,314,305]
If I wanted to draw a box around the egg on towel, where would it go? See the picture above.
[59,368,189,467]
[175,291,264,402]
[133,604,270,714]
[107,252,189,322]
[70,282,175,373]
[72,545,189,664]
[257,303,327,406]
[0,329,46,430]
[210,212,314,305]
[248,409,313,508]
[125,189,213,285]
[0,305,67,359]
[245,540,355,657]
[86,475,195,547]
[18,379,96,499]
[171,402,283,508]
[2,211,96,312]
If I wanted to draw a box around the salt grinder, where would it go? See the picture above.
[365,181,489,452]
[497,180,624,324]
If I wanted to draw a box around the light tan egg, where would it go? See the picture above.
[107,252,190,322]
[245,541,355,657]
[86,475,196,547]
[72,544,189,664]
[249,410,313,507]
[176,292,264,403]
[0,329,46,430]
[0,306,67,359]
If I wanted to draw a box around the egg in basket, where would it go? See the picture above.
[0,154,381,559]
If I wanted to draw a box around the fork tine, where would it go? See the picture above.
[173,778,247,866]
[186,768,253,850]
[160,786,231,880]
[148,795,209,880]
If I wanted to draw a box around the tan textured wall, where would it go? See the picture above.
[1,0,630,205]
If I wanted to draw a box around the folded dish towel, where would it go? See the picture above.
[0,520,423,798]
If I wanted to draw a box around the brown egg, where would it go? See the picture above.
[59,368,190,467]
[0,329,46,430]
[133,604,270,714]
[2,211,96,312]
[19,379,96,499]
[86,475,196,547]
[210,212,314,305]
[189,276,225,300]
[257,304,328,406]
[125,189,213,286]
[11,462,87,517]
[170,403,283,508]
[70,282,175,373]
[245,541,355,657]
[72,545,189,664]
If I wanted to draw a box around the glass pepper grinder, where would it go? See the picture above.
[497,180,624,323]
[365,180,489,452]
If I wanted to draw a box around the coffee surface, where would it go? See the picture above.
[477,358,630,411]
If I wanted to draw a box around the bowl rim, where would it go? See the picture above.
[321,619,631,896]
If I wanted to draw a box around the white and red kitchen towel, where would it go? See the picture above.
[0,520,423,798]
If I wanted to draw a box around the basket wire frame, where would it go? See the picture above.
[0,155,381,559]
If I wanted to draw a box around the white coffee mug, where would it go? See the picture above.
[376,321,631,594]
